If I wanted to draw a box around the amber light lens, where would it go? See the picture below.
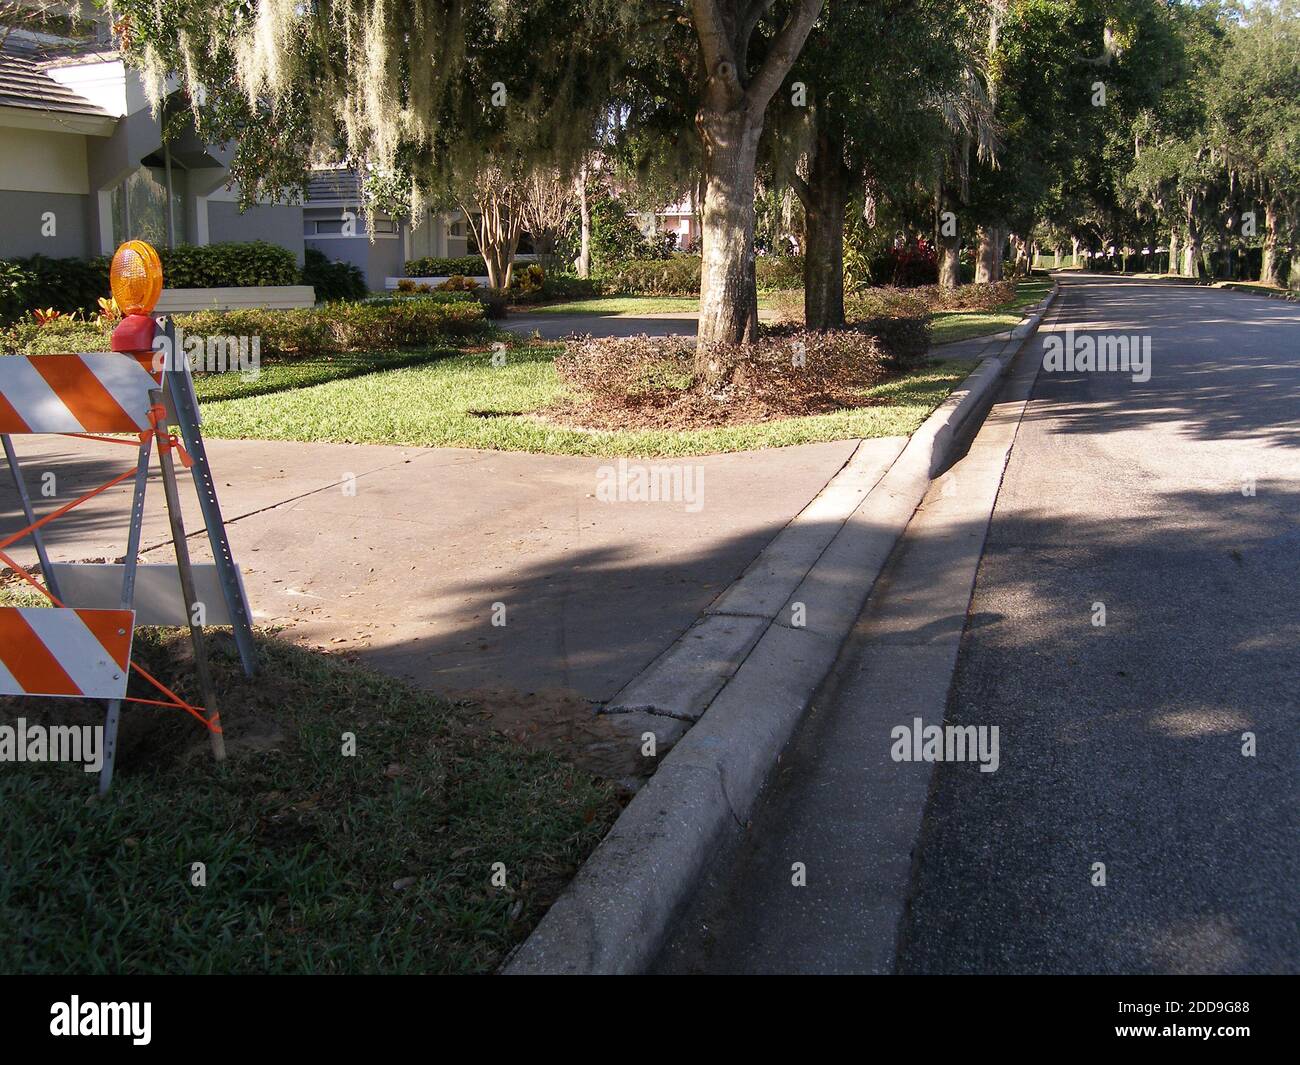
[110,240,163,316]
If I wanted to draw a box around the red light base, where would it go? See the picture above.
[111,313,157,355]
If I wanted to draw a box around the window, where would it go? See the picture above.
[111,166,187,248]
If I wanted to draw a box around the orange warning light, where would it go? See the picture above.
[110,240,163,316]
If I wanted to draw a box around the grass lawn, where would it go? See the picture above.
[929,278,1054,345]
[196,343,976,457]
[0,586,620,974]
[194,347,465,403]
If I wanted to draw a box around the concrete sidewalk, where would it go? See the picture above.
[0,433,869,772]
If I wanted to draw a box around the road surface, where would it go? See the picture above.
[657,275,1300,974]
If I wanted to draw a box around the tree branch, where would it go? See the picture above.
[789,171,812,208]
[691,0,743,98]
[744,0,824,112]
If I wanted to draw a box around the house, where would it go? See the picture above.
[0,29,304,263]
[640,193,701,252]
[0,20,479,294]
[303,168,475,291]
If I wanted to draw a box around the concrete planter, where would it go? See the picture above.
[155,286,317,313]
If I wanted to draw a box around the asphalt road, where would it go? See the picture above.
[657,275,1299,974]
[898,276,1300,974]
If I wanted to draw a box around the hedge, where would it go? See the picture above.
[0,299,490,359]
[161,241,299,288]
[0,242,311,323]
[302,248,368,302]
[594,254,803,297]
[404,255,487,277]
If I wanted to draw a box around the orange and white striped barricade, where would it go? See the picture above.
[0,241,255,794]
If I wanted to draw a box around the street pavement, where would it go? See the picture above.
[900,276,1299,974]
[657,275,1299,974]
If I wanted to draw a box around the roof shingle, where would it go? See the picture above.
[0,49,110,118]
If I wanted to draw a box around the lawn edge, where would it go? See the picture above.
[501,284,1060,975]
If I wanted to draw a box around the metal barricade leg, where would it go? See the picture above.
[149,388,225,763]
[2,434,62,603]
[99,434,153,797]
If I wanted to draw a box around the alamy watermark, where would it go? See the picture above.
[50,997,151,1045]
[890,716,999,773]
[152,325,261,379]
[595,459,705,513]
[1042,327,1151,382]
[0,718,103,773]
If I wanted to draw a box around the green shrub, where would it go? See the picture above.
[160,241,299,288]
[404,255,486,277]
[176,300,490,358]
[0,242,306,323]
[363,292,479,307]
[0,259,34,323]
[597,255,701,296]
[586,194,669,268]
[0,256,110,318]
[302,248,367,302]
[437,275,480,291]
[540,273,601,300]
[756,255,804,290]
[594,254,801,297]
[0,315,112,355]
[1,301,489,358]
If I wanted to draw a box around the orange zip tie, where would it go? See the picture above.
[147,403,193,468]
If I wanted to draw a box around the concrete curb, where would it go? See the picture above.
[502,284,1060,975]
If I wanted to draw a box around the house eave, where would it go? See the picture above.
[0,103,115,136]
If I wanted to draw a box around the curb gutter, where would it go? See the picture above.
[503,283,1061,975]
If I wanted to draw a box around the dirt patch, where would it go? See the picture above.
[542,390,899,431]
[449,686,648,788]
[548,329,918,432]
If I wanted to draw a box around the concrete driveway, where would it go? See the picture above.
[0,433,866,712]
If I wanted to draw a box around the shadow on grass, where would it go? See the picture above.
[192,345,468,404]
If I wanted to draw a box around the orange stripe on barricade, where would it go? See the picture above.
[0,390,32,434]
[0,548,219,732]
[29,356,136,432]
[76,608,133,670]
[0,608,81,696]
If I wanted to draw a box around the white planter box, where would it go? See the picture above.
[156,286,317,312]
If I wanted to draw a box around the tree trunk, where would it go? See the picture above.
[1290,249,1300,292]
[799,133,850,330]
[688,0,824,379]
[696,106,763,372]
[1261,199,1282,288]
[576,167,592,279]
[1168,229,1179,275]
[975,226,1001,283]
[937,182,961,290]
[1183,195,1203,278]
